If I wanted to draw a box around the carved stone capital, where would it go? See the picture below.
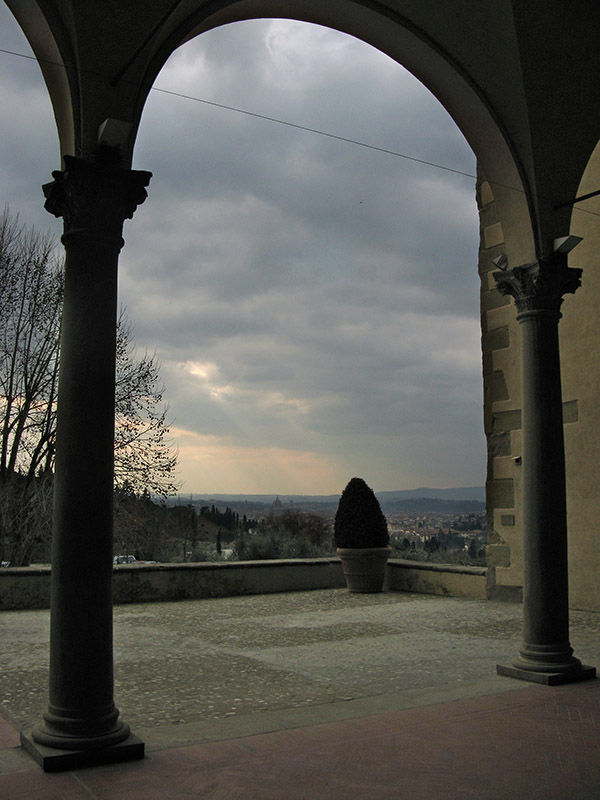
[493,257,582,315]
[43,156,152,245]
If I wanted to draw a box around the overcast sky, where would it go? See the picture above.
[0,9,485,495]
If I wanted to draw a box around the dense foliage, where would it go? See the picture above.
[110,499,334,564]
[234,509,334,560]
[334,477,389,549]
[392,536,486,566]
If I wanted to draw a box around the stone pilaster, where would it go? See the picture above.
[21,157,151,770]
[494,255,595,683]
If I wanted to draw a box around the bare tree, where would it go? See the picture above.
[0,209,61,565]
[0,208,61,485]
[0,207,178,564]
[114,311,179,497]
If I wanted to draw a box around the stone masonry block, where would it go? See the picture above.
[485,371,510,402]
[562,399,579,423]
[483,326,510,352]
[486,478,515,509]
[487,544,511,567]
[479,181,494,207]
[482,288,511,311]
[488,431,512,457]
[479,244,506,274]
[493,410,522,432]
[483,221,504,249]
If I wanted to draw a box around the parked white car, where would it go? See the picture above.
[113,555,137,565]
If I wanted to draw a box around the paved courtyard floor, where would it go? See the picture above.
[1,589,599,798]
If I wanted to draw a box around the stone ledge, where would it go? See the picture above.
[388,559,486,576]
[114,557,340,573]
[0,558,491,609]
[483,221,505,249]
[387,559,488,599]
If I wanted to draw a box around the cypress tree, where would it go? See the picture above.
[334,477,389,549]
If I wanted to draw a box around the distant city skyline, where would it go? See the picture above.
[0,12,485,495]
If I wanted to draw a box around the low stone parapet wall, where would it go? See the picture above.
[0,557,490,610]
[0,565,51,610]
[112,558,347,604]
[387,559,489,599]
[0,560,347,610]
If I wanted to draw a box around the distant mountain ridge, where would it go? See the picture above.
[182,486,485,504]
[376,486,485,503]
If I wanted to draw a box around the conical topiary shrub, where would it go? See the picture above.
[334,477,389,549]
[335,478,391,593]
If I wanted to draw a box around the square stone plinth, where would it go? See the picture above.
[497,663,596,685]
[20,730,145,772]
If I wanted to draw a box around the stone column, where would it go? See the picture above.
[494,255,595,684]
[21,156,151,771]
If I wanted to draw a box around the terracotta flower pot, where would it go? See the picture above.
[337,546,392,593]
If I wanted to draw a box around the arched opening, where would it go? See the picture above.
[1,0,74,161]
[124,19,486,504]
[130,3,534,263]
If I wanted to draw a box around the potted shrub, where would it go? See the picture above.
[334,477,391,593]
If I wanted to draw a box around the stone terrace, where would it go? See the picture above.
[1,589,600,797]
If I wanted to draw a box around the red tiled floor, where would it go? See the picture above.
[1,682,600,799]
[0,769,91,800]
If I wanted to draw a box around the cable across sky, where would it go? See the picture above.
[0,44,598,218]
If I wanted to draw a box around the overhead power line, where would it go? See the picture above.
[0,44,473,179]
[0,44,598,219]
[151,86,476,181]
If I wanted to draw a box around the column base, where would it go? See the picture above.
[20,729,145,772]
[497,663,596,685]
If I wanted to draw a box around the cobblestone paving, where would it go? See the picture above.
[1,589,599,733]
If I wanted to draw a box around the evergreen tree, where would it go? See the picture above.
[334,477,389,548]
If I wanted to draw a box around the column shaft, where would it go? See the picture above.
[38,231,125,747]
[20,156,151,767]
[494,256,595,683]
[517,309,575,670]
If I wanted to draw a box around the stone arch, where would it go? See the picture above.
[568,137,600,251]
[4,0,75,160]
[130,2,533,263]
[6,0,535,262]
[130,18,487,498]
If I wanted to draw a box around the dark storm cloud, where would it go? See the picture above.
[0,78,60,226]
[1,10,485,491]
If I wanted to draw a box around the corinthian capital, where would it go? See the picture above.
[493,257,582,314]
[43,156,152,243]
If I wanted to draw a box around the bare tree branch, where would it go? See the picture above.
[0,207,179,564]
